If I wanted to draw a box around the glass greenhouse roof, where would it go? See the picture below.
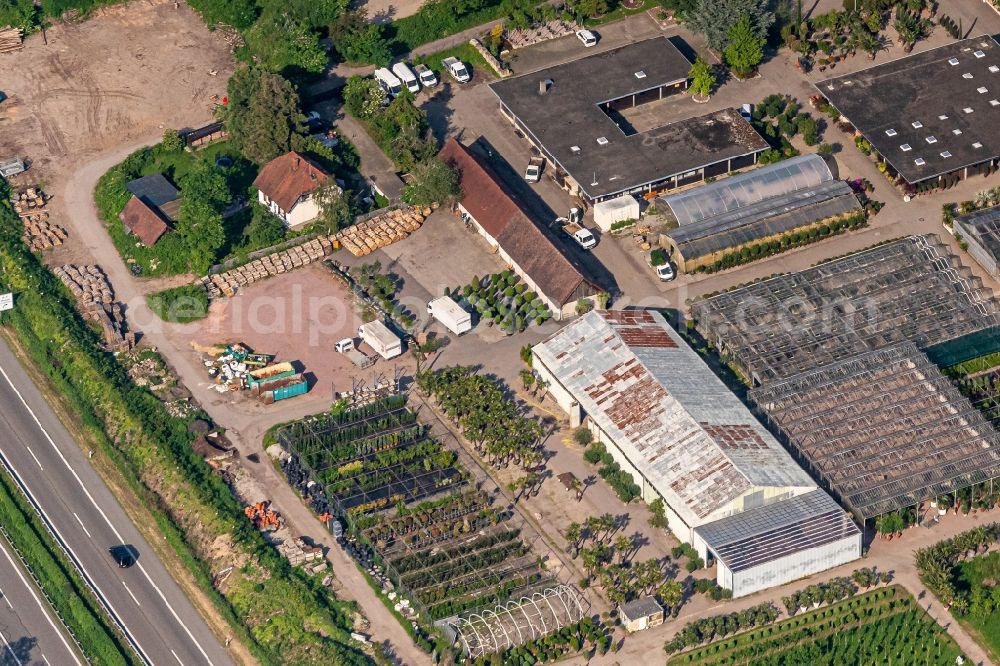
[662,154,833,226]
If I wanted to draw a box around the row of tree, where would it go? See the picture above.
[915,523,1000,612]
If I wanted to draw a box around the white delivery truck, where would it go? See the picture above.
[391,62,421,94]
[358,320,403,360]
[413,63,438,88]
[427,296,472,335]
[374,68,403,97]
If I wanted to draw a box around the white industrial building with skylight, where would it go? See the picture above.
[531,310,861,597]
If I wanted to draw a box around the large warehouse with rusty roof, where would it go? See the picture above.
[532,310,861,597]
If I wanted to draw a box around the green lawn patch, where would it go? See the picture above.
[955,552,1000,662]
[146,284,210,323]
[947,351,1000,377]
[583,0,656,27]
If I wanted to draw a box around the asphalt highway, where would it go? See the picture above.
[0,339,232,666]
[0,535,81,666]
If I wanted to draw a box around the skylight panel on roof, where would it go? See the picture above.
[953,128,963,135]
[941,150,952,158]
[939,114,949,120]
[979,87,989,93]
[634,70,646,79]
[991,66,1000,73]
[596,136,609,145]
[885,128,897,136]
[911,120,923,128]
[964,73,975,79]
[974,142,984,148]
[570,145,581,153]
[926,136,937,144]
[914,158,926,166]
[992,100,1000,106]
[975,50,986,58]
[965,107,975,113]
[900,143,912,152]
[949,57,960,65]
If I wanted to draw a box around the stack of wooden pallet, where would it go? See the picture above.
[200,236,335,298]
[0,27,23,54]
[13,187,68,251]
[335,207,428,257]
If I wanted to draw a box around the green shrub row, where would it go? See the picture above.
[694,212,867,274]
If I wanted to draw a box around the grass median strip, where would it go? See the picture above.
[0,465,138,666]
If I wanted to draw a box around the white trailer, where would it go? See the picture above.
[358,321,403,359]
[427,296,472,335]
[391,62,421,94]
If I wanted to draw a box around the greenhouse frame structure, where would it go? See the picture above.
[750,343,1000,522]
[276,396,563,626]
[691,235,1000,384]
[452,585,588,658]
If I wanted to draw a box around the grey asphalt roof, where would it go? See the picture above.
[532,310,815,529]
[694,489,860,573]
[620,596,662,620]
[817,36,1000,184]
[126,173,179,208]
[489,38,767,200]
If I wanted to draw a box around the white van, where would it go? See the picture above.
[374,68,403,97]
[391,62,421,94]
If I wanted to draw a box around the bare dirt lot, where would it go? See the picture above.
[0,0,232,262]
[169,262,417,412]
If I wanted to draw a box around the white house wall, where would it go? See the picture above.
[287,196,321,229]
[728,533,862,598]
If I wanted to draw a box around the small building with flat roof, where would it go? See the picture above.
[817,36,1000,190]
[489,37,768,203]
[953,205,1000,278]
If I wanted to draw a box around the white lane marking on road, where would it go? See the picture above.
[42,654,52,666]
[0,536,82,666]
[123,582,141,607]
[0,627,23,665]
[72,513,92,538]
[171,649,184,665]
[25,446,43,471]
[0,362,217,666]
[0,585,11,609]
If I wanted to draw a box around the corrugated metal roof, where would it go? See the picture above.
[695,489,860,572]
[533,310,815,528]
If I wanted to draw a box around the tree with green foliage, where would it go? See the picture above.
[648,497,669,528]
[402,157,459,206]
[0,0,38,31]
[175,199,225,275]
[312,180,353,232]
[687,0,773,51]
[240,204,287,251]
[568,0,608,19]
[186,0,258,29]
[342,76,384,118]
[724,15,766,78]
[330,10,392,65]
[161,128,185,153]
[244,14,328,76]
[179,160,231,209]
[688,57,716,98]
[225,67,308,164]
[658,0,697,19]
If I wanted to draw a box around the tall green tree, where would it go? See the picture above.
[402,157,459,206]
[225,67,307,164]
[724,15,766,78]
[330,10,392,65]
[688,57,716,98]
[176,199,225,274]
[313,181,353,232]
[186,0,258,30]
[687,0,773,51]
[244,14,328,76]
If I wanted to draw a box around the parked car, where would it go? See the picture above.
[576,29,598,47]
[442,57,471,83]
[524,156,545,182]
[414,63,438,88]
[739,103,753,121]
[647,250,676,281]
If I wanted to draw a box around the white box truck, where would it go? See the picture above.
[391,62,421,94]
[374,68,403,97]
[358,321,403,359]
[427,296,472,335]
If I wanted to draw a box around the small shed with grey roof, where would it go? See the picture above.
[619,597,663,632]
[532,309,860,597]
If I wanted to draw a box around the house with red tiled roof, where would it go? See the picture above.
[119,173,180,246]
[252,151,329,229]
[439,137,601,320]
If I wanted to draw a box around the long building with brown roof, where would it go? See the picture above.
[439,137,601,319]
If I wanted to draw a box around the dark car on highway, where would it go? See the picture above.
[108,545,137,568]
